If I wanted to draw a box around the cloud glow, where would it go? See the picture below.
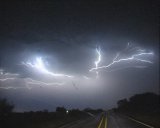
[0,43,154,90]
[22,57,73,78]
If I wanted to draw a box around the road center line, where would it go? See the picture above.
[98,116,104,128]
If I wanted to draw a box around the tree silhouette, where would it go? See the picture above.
[56,107,66,114]
[117,92,160,113]
[0,98,14,117]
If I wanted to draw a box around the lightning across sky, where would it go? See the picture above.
[0,43,155,90]
[90,52,153,72]
[0,77,16,81]
[0,86,27,90]
[90,44,154,72]
[0,69,65,89]
[0,77,65,89]
[25,78,64,87]
[22,57,73,78]
[94,47,101,78]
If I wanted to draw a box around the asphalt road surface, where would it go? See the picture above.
[59,113,101,128]
[107,112,154,128]
[59,112,154,128]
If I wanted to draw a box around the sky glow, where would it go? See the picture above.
[0,43,154,90]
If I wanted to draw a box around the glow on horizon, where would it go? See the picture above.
[0,43,155,90]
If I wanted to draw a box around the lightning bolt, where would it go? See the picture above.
[90,52,153,72]
[104,65,147,73]
[0,87,27,89]
[90,44,153,72]
[0,69,20,76]
[0,72,20,82]
[94,47,101,78]
[0,76,29,89]
[0,78,16,81]
[0,78,64,90]
[0,73,64,89]
[0,70,26,89]
[22,57,73,78]
[25,78,64,86]
[4,73,19,76]
[0,43,155,90]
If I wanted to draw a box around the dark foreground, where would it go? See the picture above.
[58,112,156,128]
[1,111,159,128]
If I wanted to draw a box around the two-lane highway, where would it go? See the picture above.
[59,113,101,128]
[58,112,155,128]
[97,113,107,128]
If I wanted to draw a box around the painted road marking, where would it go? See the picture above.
[128,117,154,128]
[97,114,108,128]
[98,116,104,128]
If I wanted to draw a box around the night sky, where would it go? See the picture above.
[0,0,159,112]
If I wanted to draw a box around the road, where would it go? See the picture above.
[59,113,101,128]
[107,112,154,128]
[58,112,154,128]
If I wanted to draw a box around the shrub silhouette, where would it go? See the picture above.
[0,98,14,117]
[0,98,14,124]
[117,92,160,113]
[56,107,66,114]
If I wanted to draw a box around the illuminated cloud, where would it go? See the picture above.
[83,76,90,80]
[22,57,73,78]
[0,43,154,90]
[0,70,65,90]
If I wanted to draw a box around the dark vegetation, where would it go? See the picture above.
[0,99,103,128]
[115,92,160,127]
[83,108,103,115]
[0,98,14,117]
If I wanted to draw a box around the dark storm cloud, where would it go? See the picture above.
[1,0,159,43]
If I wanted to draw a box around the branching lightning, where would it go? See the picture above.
[0,68,65,89]
[90,52,153,72]
[0,43,155,90]
[0,78,16,81]
[25,78,64,86]
[103,65,147,73]
[90,44,154,72]
[94,47,101,78]
[0,77,65,90]
[0,87,27,89]
[22,57,73,78]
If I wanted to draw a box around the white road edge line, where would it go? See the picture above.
[58,119,82,128]
[86,112,96,117]
[98,116,104,128]
[128,116,154,128]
